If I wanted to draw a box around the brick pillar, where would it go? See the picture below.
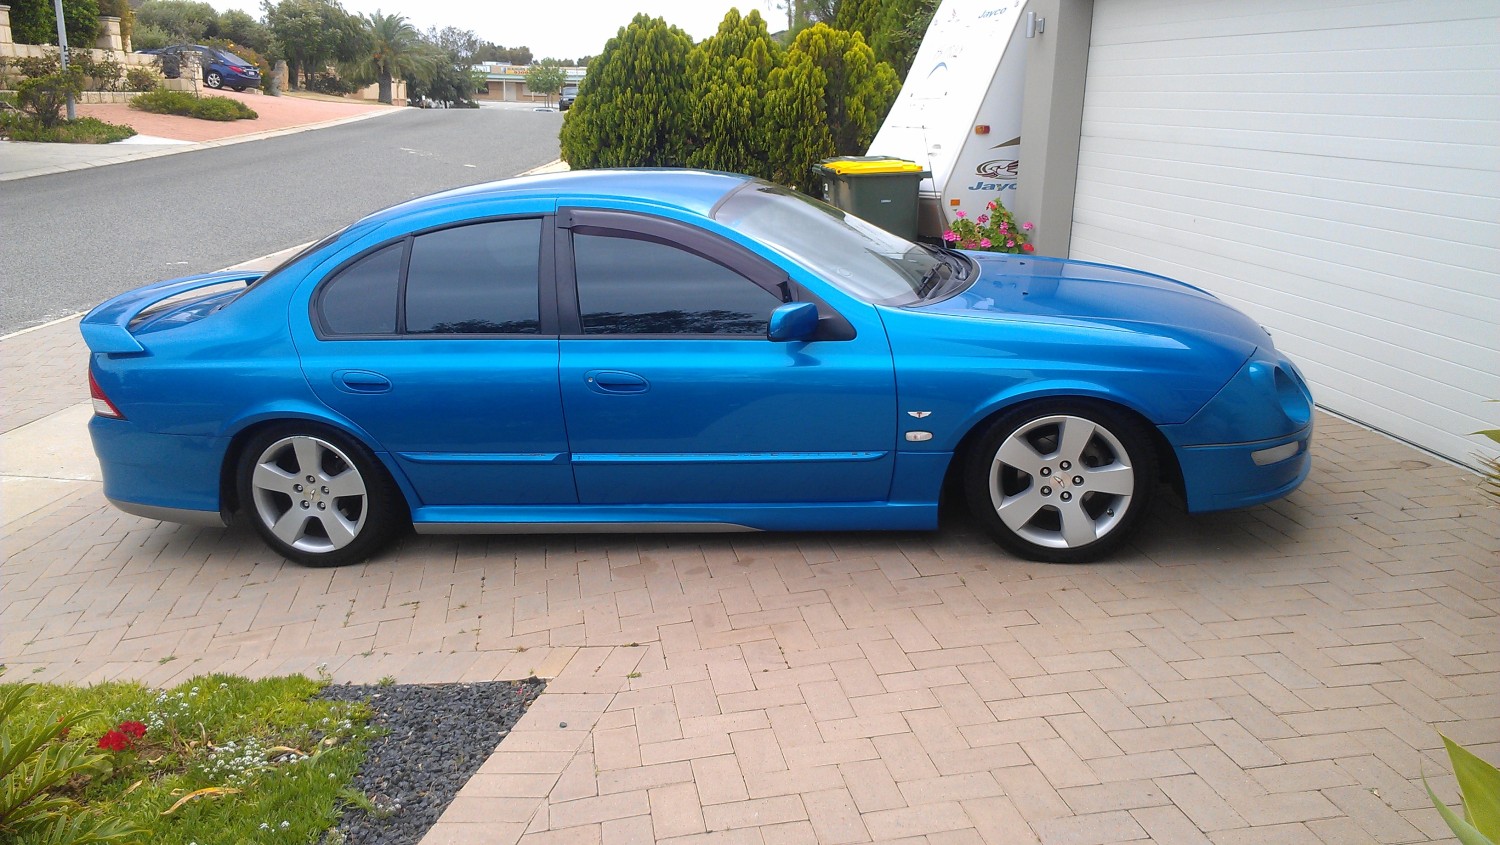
[1,7,14,47]
[96,15,123,51]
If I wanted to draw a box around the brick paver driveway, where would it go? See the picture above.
[3,318,1496,845]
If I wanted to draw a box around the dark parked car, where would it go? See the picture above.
[82,170,1313,567]
[559,84,578,110]
[139,45,261,91]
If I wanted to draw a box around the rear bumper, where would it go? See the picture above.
[90,417,229,521]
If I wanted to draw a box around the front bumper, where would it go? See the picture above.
[1161,347,1315,513]
[1174,424,1313,512]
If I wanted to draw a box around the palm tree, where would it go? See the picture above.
[356,10,432,104]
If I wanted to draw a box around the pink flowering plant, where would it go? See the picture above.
[942,200,1035,254]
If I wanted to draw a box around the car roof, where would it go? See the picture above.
[357,169,753,229]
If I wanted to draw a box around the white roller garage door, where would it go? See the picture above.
[1070,0,1500,468]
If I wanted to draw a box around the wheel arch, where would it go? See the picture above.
[217,408,416,520]
[940,391,1184,501]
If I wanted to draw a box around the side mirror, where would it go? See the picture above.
[767,301,819,342]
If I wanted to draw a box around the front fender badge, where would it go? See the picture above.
[907,410,932,418]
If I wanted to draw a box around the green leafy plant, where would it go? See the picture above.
[72,50,125,92]
[2,675,374,843]
[943,199,1035,254]
[1476,403,1500,503]
[124,66,161,92]
[1426,733,1500,844]
[130,89,257,120]
[0,684,145,844]
[16,68,85,128]
[2,114,136,143]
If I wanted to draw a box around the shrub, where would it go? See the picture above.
[3,114,137,142]
[129,87,197,114]
[125,66,161,92]
[190,95,256,120]
[129,22,172,51]
[7,0,101,48]
[559,13,694,169]
[686,9,781,181]
[306,71,358,96]
[74,50,126,92]
[130,88,256,120]
[16,68,85,128]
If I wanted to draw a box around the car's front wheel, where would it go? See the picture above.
[965,401,1156,563]
[236,424,403,567]
[204,71,223,88]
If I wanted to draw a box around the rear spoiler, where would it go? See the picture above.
[80,271,261,355]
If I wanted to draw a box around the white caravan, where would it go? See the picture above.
[866,0,1030,238]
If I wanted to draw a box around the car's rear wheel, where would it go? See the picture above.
[965,401,1156,563]
[237,424,403,567]
[231,85,246,92]
[205,71,223,88]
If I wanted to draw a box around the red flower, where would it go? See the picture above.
[1022,243,1035,253]
[97,730,130,752]
[118,721,147,740]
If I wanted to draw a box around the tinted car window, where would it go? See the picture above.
[573,233,782,335]
[406,219,541,334]
[320,242,402,334]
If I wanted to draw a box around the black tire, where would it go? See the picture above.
[231,85,246,92]
[964,400,1157,563]
[236,423,405,567]
[205,71,223,89]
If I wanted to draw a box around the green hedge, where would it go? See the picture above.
[1,112,137,143]
[130,88,258,121]
[560,12,899,194]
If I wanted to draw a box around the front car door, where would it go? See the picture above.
[555,208,898,507]
[296,213,575,509]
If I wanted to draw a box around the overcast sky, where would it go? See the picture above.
[213,1,788,62]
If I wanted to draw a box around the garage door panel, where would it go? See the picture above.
[1072,188,1498,317]
[1075,149,1500,256]
[1079,86,1491,123]
[1079,117,1497,183]
[1094,0,1498,45]
[1082,93,1496,136]
[1081,102,1499,150]
[1076,136,1499,216]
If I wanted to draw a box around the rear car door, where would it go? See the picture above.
[297,215,575,507]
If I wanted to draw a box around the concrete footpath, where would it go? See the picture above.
[1,120,1497,844]
[0,88,399,181]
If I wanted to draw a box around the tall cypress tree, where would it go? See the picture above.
[686,9,781,180]
[559,14,694,169]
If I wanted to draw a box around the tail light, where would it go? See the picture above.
[89,369,126,419]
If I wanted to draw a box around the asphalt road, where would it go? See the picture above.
[0,107,563,333]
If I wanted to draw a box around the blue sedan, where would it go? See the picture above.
[82,170,1313,567]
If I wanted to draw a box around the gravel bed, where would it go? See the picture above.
[319,678,546,845]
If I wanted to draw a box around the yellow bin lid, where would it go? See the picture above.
[820,159,925,175]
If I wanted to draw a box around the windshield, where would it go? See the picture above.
[712,182,942,305]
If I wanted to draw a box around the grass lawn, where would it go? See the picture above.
[1,672,375,845]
